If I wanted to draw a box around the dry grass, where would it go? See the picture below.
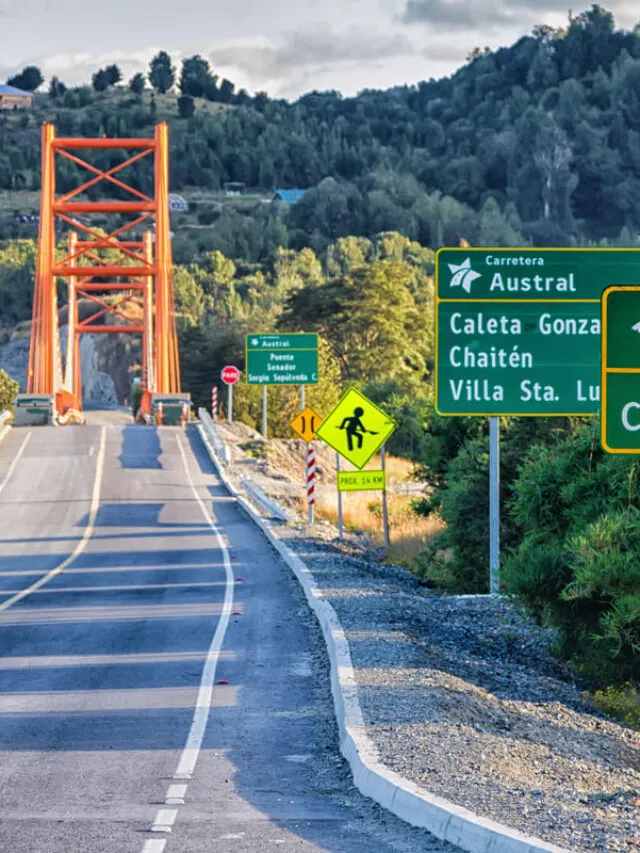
[313,487,444,566]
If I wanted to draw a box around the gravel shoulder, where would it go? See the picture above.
[212,421,640,853]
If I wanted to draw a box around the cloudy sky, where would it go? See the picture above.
[1,0,639,99]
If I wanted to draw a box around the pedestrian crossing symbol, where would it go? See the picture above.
[315,387,397,469]
[289,407,322,443]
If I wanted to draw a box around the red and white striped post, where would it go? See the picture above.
[157,401,163,426]
[306,443,316,524]
[212,386,218,420]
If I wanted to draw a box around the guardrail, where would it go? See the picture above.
[198,408,295,523]
[198,409,231,464]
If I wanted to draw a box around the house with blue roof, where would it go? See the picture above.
[0,84,34,111]
[272,188,307,205]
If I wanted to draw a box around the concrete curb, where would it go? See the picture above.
[195,420,570,853]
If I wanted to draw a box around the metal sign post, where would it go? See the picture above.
[262,385,268,440]
[336,453,344,539]
[380,444,390,547]
[221,366,240,424]
[300,385,306,410]
[489,417,500,593]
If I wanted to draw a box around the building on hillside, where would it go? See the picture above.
[168,193,188,212]
[224,181,245,196]
[0,84,34,110]
[272,188,307,205]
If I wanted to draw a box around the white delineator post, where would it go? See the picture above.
[306,443,316,525]
[212,386,218,420]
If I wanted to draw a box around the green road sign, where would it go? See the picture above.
[601,286,640,453]
[436,248,640,416]
[337,470,386,492]
[246,334,318,385]
[315,387,397,469]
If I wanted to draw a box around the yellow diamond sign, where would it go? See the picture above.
[289,407,322,443]
[315,387,397,469]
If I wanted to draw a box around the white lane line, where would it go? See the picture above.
[174,435,234,781]
[0,432,31,500]
[151,809,178,833]
[142,840,167,852]
[165,783,187,805]
[0,427,106,613]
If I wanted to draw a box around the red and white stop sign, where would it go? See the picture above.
[221,365,240,385]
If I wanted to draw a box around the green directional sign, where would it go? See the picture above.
[246,333,318,385]
[436,248,640,416]
[601,286,640,453]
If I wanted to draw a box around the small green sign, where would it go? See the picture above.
[246,334,318,385]
[601,286,640,453]
[337,470,386,492]
[436,248,640,416]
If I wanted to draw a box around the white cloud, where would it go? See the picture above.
[209,26,419,95]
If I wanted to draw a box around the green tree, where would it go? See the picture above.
[8,66,43,91]
[92,69,110,92]
[179,55,212,97]
[104,64,121,85]
[129,73,145,96]
[148,51,175,94]
[48,76,67,98]
[177,95,195,118]
[282,259,429,390]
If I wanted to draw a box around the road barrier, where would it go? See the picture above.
[0,410,12,445]
[199,409,231,465]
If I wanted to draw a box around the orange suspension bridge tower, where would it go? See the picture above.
[25,122,182,421]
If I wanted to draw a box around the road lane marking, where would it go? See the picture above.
[0,432,31,500]
[0,427,106,613]
[151,809,177,832]
[174,436,235,780]
[165,784,187,805]
[142,840,167,852]
[147,436,235,848]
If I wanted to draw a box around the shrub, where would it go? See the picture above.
[0,369,19,412]
[503,418,640,684]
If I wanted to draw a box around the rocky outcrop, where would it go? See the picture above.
[0,327,117,404]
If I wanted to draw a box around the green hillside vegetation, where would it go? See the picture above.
[1,5,640,711]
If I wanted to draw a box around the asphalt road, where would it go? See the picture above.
[0,425,457,853]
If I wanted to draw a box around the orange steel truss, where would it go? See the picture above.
[27,122,181,413]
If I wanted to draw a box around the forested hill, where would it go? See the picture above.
[2,5,640,254]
